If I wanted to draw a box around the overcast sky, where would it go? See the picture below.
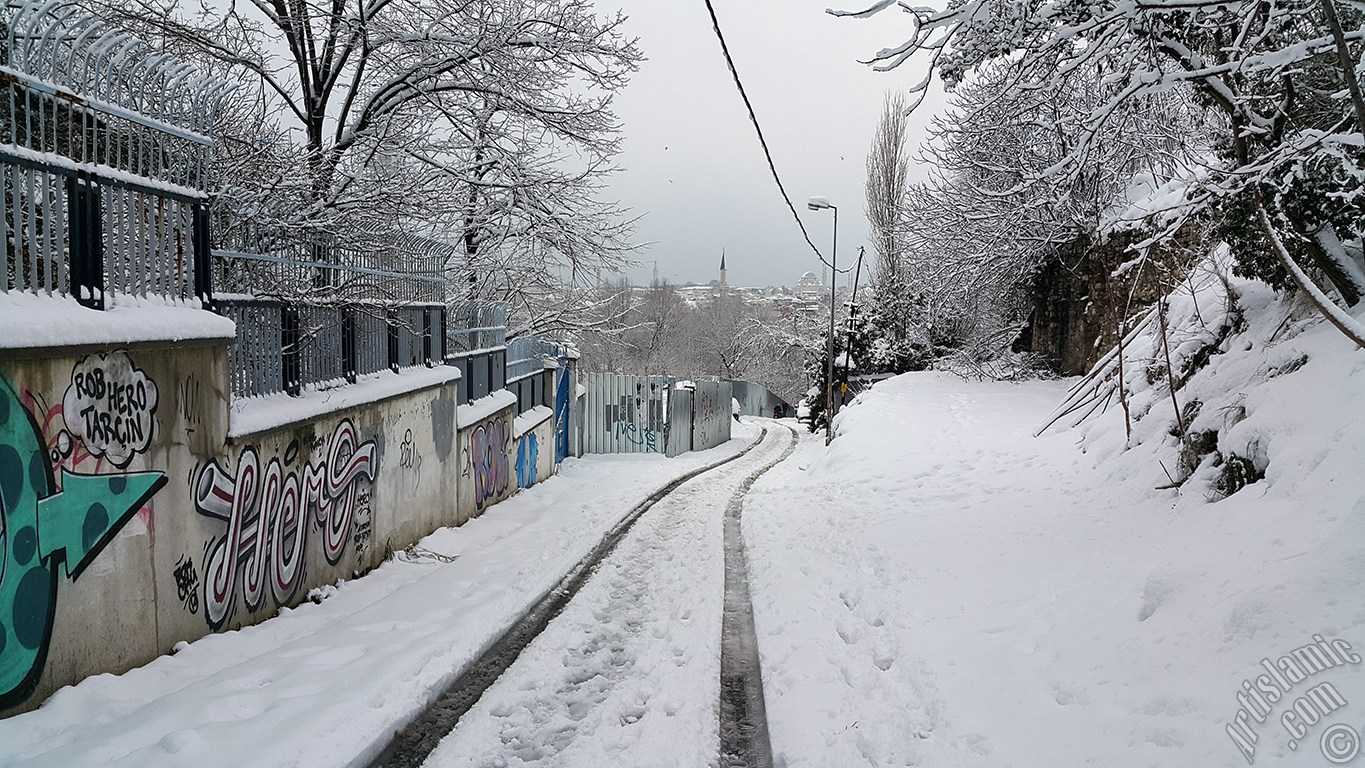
[596,1,938,290]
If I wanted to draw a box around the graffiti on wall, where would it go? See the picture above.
[515,432,539,490]
[352,485,373,560]
[613,421,658,452]
[193,419,376,630]
[62,352,159,468]
[469,419,509,511]
[1,373,166,708]
[174,555,200,615]
[179,375,204,440]
[398,428,422,487]
[694,385,726,450]
[22,391,150,535]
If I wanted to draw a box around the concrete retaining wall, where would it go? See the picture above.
[456,393,516,523]
[0,340,462,716]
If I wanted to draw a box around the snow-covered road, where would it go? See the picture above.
[418,423,795,768]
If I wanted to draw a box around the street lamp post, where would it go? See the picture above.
[808,196,837,444]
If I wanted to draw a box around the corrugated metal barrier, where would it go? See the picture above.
[691,379,733,451]
[580,374,732,457]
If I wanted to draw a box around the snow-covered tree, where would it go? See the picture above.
[863,91,931,372]
[110,0,644,331]
[836,0,1365,348]
[870,58,1209,367]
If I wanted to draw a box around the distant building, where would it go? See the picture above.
[794,271,824,302]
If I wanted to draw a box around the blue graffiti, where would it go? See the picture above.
[516,432,539,489]
[614,422,658,452]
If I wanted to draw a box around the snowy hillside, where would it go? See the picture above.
[743,265,1365,767]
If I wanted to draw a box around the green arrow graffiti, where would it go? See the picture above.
[0,374,165,708]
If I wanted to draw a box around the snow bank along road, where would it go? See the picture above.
[744,369,1365,768]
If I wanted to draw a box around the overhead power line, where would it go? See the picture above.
[701,0,850,274]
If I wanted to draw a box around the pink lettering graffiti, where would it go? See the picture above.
[195,419,377,629]
[470,419,509,510]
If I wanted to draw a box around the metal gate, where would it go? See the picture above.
[581,373,674,455]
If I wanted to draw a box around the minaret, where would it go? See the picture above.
[719,250,728,290]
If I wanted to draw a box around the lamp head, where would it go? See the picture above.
[807,196,834,211]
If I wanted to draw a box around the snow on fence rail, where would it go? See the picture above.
[0,0,229,307]
[506,336,559,414]
[506,336,557,381]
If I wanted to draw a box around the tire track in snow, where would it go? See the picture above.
[368,426,780,768]
[719,423,797,768]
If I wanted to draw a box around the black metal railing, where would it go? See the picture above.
[218,298,446,399]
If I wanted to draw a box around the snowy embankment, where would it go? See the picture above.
[0,426,760,768]
[744,272,1365,767]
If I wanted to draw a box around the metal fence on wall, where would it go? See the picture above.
[506,336,560,414]
[1,0,229,308]
[218,298,445,399]
[212,229,446,306]
[211,228,450,399]
[448,300,508,405]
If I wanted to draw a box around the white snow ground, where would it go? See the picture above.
[0,426,760,768]
[744,285,1365,767]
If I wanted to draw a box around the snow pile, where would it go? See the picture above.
[1071,250,1364,505]
[743,272,1365,766]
